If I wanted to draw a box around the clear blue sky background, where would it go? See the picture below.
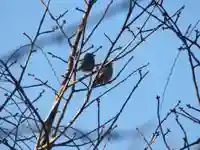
[0,0,200,150]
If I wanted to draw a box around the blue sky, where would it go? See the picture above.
[0,0,200,150]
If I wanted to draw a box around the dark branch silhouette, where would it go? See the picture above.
[0,0,144,66]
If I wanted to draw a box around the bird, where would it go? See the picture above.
[78,53,95,72]
[94,61,113,85]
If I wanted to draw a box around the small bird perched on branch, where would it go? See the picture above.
[79,53,95,72]
[94,61,113,85]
